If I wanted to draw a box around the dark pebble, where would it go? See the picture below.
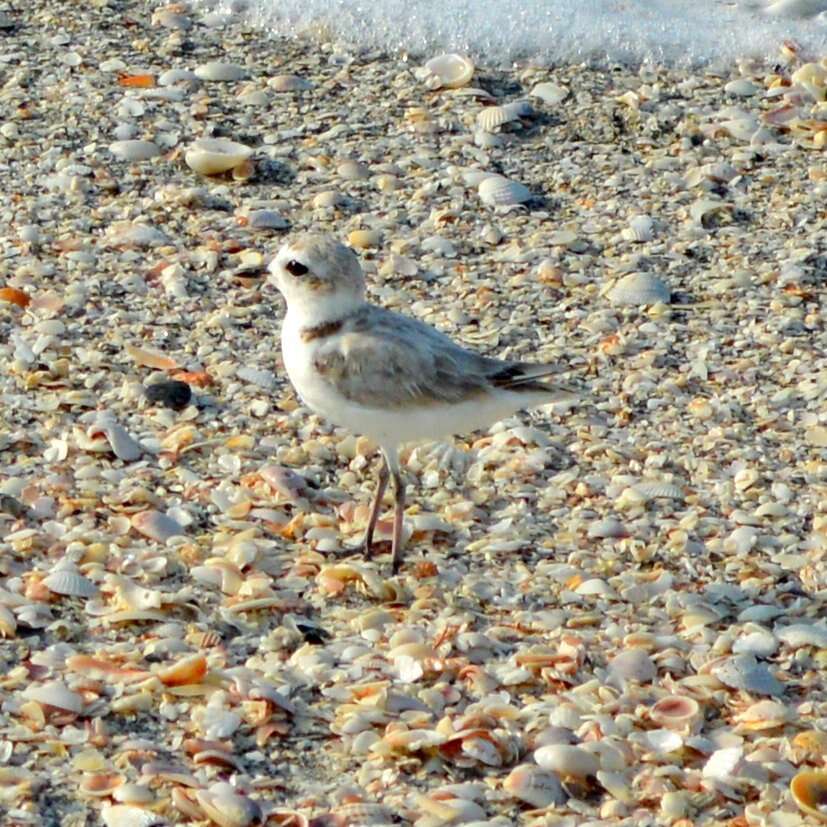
[144,380,192,411]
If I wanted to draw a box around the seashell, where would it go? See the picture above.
[131,510,186,543]
[534,744,599,778]
[530,81,568,105]
[606,272,670,306]
[650,695,701,730]
[337,160,370,180]
[185,138,253,176]
[113,785,155,805]
[621,214,655,242]
[101,805,165,827]
[348,229,381,249]
[125,343,179,370]
[791,62,827,102]
[242,209,289,230]
[724,78,760,97]
[80,773,125,797]
[645,729,684,754]
[422,53,474,89]
[587,517,628,539]
[268,74,312,92]
[632,481,684,500]
[195,782,263,827]
[503,764,567,808]
[108,140,161,162]
[711,654,784,696]
[703,746,744,782]
[478,175,532,207]
[105,222,168,248]
[790,770,827,823]
[0,286,31,307]
[194,62,247,82]
[42,569,98,599]
[735,699,790,730]
[732,630,778,658]
[86,417,143,461]
[157,653,207,687]
[775,623,827,648]
[158,68,199,86]
[607,649,656,686]
[476,105,520,132]
[23,681,83,713]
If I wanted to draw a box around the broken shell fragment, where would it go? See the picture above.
[131,510,186,542]
[185,138,253,176]
[195,782,263,827]
[22,681,83,713]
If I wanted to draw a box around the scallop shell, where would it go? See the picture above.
[185,138,253,176]
[606,272,671,306]
[503,765,566,808]
[109,140,161,162]
[422,53,474,89]
[790,770,827,823]
[476,105,519,132]
[478,176,532,207]
[632,481,685,500]
[621,214,655,242]
[530,81,568,105]
[42,569,99,598]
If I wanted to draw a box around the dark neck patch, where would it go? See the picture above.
[300,318,344,342]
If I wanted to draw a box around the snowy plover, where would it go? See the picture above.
[269,234,573,573]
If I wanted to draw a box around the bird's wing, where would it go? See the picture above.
[312,308,495,408]
[312,306,576,408]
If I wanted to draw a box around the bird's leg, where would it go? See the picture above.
[361,454,389,560]
[390,466,406,576]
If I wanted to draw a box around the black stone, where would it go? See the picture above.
[144,380,192,411]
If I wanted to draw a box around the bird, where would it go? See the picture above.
[268,233,574,574]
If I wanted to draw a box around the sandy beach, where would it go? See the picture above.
[0,0,826,824]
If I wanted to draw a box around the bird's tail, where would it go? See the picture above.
[490,363,581,402]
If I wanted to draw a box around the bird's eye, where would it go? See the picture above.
[286,260,309,277]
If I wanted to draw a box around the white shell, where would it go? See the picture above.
[158,68,199,86]
[712,654,784,696]
[534,744,599,777]
[101,805,165,827]
[503,765,566,808]
[269,74,313,92]
[607,649,657,685]
[775,623,827,648]
[690,197,734,229]
[530,81,568,105]
[724,78,760,97]
[23,681,84,713]
[632,481,684,500]
[621,214,655,242]
[476,105,517,132]
[42,570,98,598]
[131,510,186,543]
[478,175,532,207]
[422,53,474,89]
[195,782,262,827]
[109,140,161,162]
[185,138,253,175]
[606,272,671,306]
[194,61,247,82]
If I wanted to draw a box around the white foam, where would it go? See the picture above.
[196,0,827,67]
